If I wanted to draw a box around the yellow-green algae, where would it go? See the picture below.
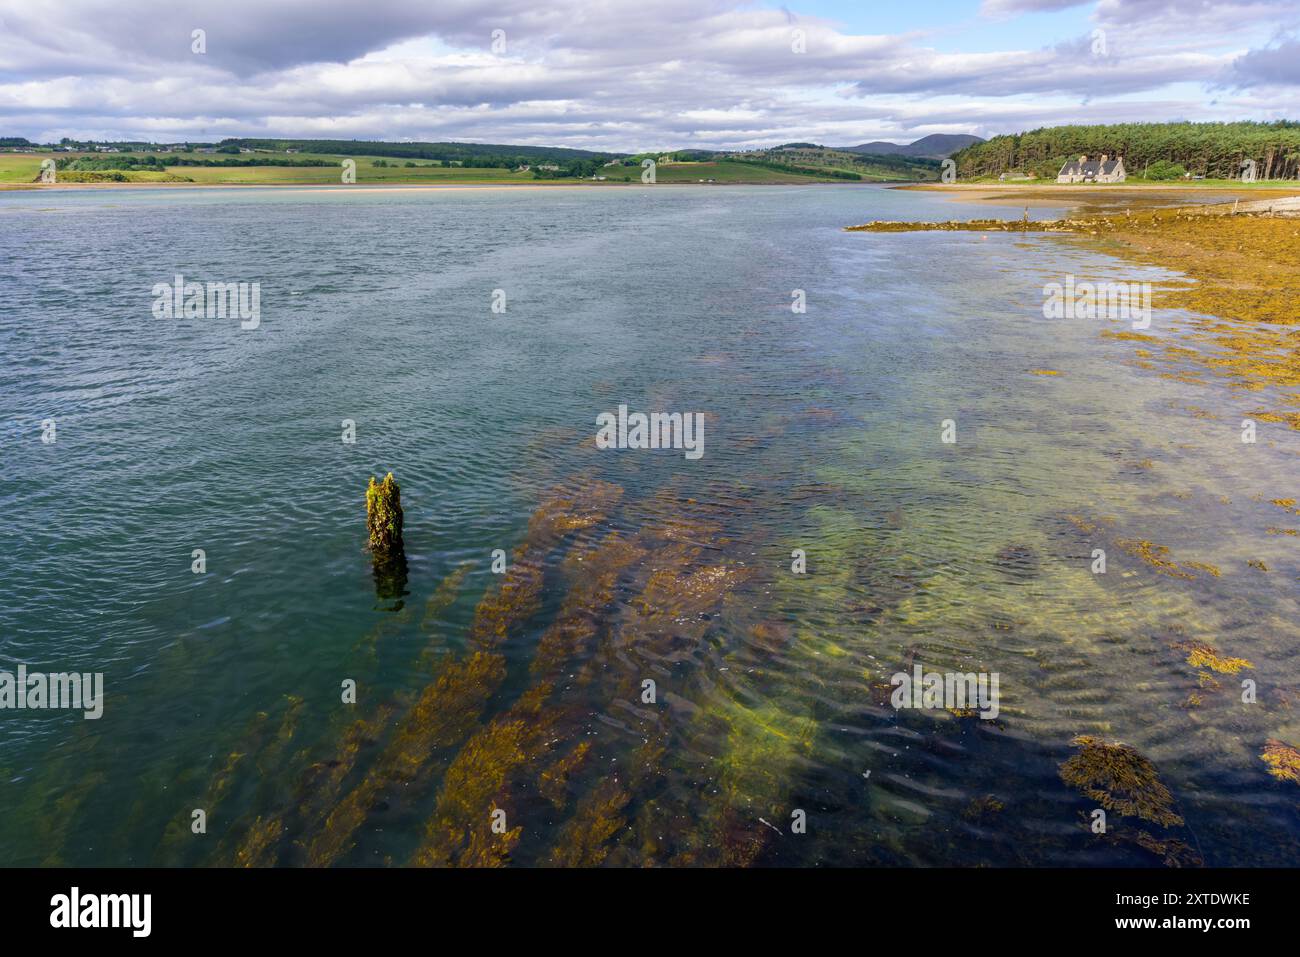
[410,683,557,866]
[305,651,508,866]
[523,495,780,867]
[537,742,593,809]
[1059,736,1183,827]
[1129,830,1203,868]
[1114,538,1196,580]
[848,207,1300,430]
[143,442,1286,868]
[365,472,404,555]
[1180,642,1254,675]
[209,480,628,868]
[304,480,624,866]
[365,472,408,601]
[546,776,633,867]
[530,532,647,679]
[156,707,275,862]
[409,527,650,866]
[1261,739,1300,785]
[232,817,284,868]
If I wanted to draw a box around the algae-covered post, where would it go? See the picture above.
[366,472,407,602]
[366,472,404,554]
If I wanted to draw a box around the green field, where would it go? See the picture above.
[0,153,47,184]
[631,160,836,184]
[174,154,537,185]
[1,151,869,188]
[0,151,541,186]
[644,156,933,183]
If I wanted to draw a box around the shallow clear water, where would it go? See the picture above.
[0,184,1296,866]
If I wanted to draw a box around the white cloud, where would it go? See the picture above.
[0,0,1298,149]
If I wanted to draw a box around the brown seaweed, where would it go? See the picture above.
[1059,735,1183,827]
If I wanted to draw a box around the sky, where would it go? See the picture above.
[1,0,1298,151]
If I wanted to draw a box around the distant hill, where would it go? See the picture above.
[951,121,1300,181]
[839,134,984,160]
[708,144,941,182]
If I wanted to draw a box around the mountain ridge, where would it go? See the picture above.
[838,133,984,159]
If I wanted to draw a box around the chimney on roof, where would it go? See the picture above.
[1101,153,1109,164]
[1080,154,1088,163]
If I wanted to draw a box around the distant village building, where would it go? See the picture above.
[1057,153,1125,183]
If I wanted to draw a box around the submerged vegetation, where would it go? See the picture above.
[7,405,1295,867]
[848,203,1300,430]
[1260,740,1300,786]
[1059,736,1183,828]
[143,461,1278,868]
[111,472,827,867]
[1181,643,1254,675]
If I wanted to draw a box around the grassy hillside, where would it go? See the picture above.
[714,145,940,182]
[1,139,926,187]
[766,145,940,180]
[953,121,1300,181]
[218,138,613,165]
[634,160,846,183]
[1,150,883,187]
[170,155,534,184]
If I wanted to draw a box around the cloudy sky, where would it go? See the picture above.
[2,0,1298,150]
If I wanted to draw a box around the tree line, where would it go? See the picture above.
[952,121,1300,181]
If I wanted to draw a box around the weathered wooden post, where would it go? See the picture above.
[366,472,407,601]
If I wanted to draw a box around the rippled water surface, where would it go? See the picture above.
[1,184,1296,866]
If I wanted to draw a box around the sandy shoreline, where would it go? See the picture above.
[899,181,1300,211]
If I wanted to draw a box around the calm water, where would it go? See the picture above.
[0,184,1296,866]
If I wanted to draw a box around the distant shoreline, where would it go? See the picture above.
[0,179,898,193]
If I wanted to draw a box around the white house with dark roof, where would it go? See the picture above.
[1057,153,1125,183]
